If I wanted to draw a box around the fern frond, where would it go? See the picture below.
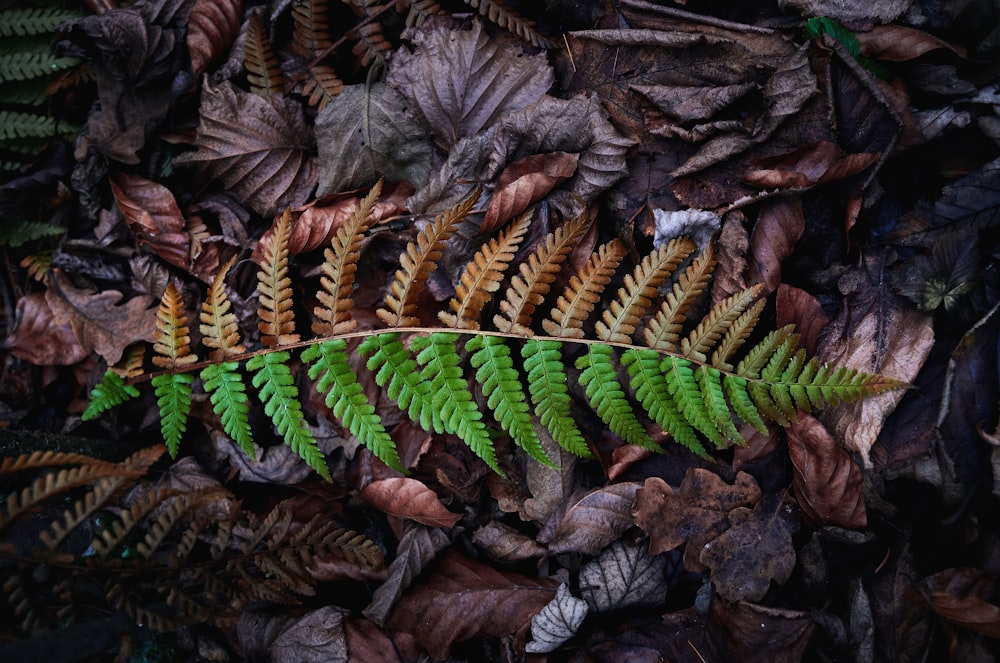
[200,257,245,359]
[258,209,299,347]
[722,375,769,434]
[460,0,555,48]
[597,236,695,344]
[152,284,198,370]
[0,49,78,83]
[202,362,254,457]
[41,478,122,552]
[0,8,83,36]
[621,348,705,456]
[710,292,765,371]
[577,344,656,450]
[292,0,332,56]
[304,339,404,471]
[467,334,550,466]
[543,239,626,339]
[248,351,330,480]
[494,212,592,335]
[82,370,140,421]
[0,110,61,140]
[411,332,499,472]
[439,210,532,330]
[660,356,725,447]
[300,65,344,109]
[405,0,446,26]
[351,11,393,66]
[522,339,589,456]
[358,332,444,433]
[681,285,763,364]
[694,364,743,445]
[644,245,716,351]
[378,190,480,327]
[0,220,64,247]
[313,181,382,336]
[153,373,194,456]
[245,12,283,96]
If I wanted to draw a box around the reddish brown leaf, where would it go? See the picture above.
[344,618,403,663]
[633,470,761,572]
[541,482,641,555]
[922,568,1000,639]
[4,292,89,366]
[360,477,461,528]
[711,601,814,663]
[109,171,190,271]
[857,25,966,62]
[472,521,546,562]
[481,152,579,233]
[787,415,867,529]
[776,283,829,355]
[186,0,242,79]
[742,141,881,190]
[387,550,558,659]
[747,198,805,295]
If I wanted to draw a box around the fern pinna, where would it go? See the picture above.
[84,183,906,477]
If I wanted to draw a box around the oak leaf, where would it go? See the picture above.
[359,477,461,528]
[787,414,867,528]
[541,481,641,555]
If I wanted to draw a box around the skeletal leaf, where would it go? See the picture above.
[526,584,589,653]
[579,540,668,613]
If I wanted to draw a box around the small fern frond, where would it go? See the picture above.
[543,240,626,339]
[41,477,122,552]
[411,332,499,472]
[495,211,592,335]
[644,245,716,351]
[0,220,64,247]
[378,190,480,327]
[467,334,550,466]
[722,375,769,434]
[597,236,696,344]
[248,351,330,480]
[405,0,446,26]
[292,0,332,56]
[258,209,299,347]
[152,284,198,370]
[681,285,763,364]
[0,49,78,83]
[202,361,254,457]
[200,257,246,359]
[439,210,532,330]
[82,370,140,421]
[304,339,404,471]
[0,110,61,140]
[300,65,344,109]
[577,344,657,450]
[621,348,705,456]
[0,8,83,36]
[460,0,555,48]
[351,13,393,66]
[358,332,444,433]
[694,364,743,444]
[314,181,382,336]
[522,339,589,456]
[153,373,194,456]
[245,12,283,96]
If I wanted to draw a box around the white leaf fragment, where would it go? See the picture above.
[525,583,589,653]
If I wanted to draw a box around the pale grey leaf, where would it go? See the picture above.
[632,82,756,122]
[579,540,668,613]
[363,521,450,625]
[238,606,348,663]
[541,482,640,555]
[525,584,589,653]
[653,208,722,253]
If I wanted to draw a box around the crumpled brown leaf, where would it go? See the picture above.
[700,493,799,603]
[787,414,867,528]
[387,549,558,659]
[920,567,1000,638]
[540,481,641,555]
[359,477,461,528]
[472,521,546,562]
[109,171,190,271]
[580,540,668,613]
[3,292,89,366]
[747,198,805,295]
[176,79,317,217]
[45,268,157,365]
[238,606,348,663]
[742,140,881,190]
[186,0,242,79]
[386,15,553,151]
[711,600,814,663]
[364,522,451,626]
[482,152,579,233]
[526,583,589,653]
[856,24,966,61]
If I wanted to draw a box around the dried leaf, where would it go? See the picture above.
[700,493,798,603]
[579,540,668,613]
[315,83,434,196]
[387,15,553,150]
[45,269,157,365]
[175,79,317,217]
[109,171,189,271]
[186,0,242,78]
[742,141,881,189]
[344,618,403,663]
[4,292,89,366]
[472,521,546,562]
[482,152,579,233]
[238,606,348,663]
[632,81,756,123]
[360,477,461,528]
[526,584,589,653]
[387,550,558,659]
[541,482,641,555]
[856,24,966,61]
[747,198,805,295]
[711,601,814,663]
[780,0,912,26]
[364,521,450,626]
[775,284,829,354]
[787,414,867,528]
[921,568,1000,638]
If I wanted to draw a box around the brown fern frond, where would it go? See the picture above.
[110,344,146,379]
[681,286,763,363]
[643,244,717,351]
[201,257,246,360]
[41,477,124,552]
[136,490,228,560]
[404,0,445,26]
[245,11,283,96]
[494,211,593,335]
[292,0,332,57]
[258,208,299,347]
[596,236,696,344]
[349,0,394,65]
[90,487,180,558]
[461,0,555,48]
[0,449,118,475]
[438,209,532,330]
[543,239,627,339]
[301,64,344,109]
[377,189,481,327]
[314,180,383,336]
[709,288,766,370]
[152,283,198,369]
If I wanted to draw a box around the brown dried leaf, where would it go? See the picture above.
[857,25,966,61]
[387,550,558,659]
[711,601,814,663]
[186,0,242,78]
[541,481,641,555]
[776,283,829,355]
[747,197,805,295]
[781,0,911,26]
[4,292,89,366]
[175,79,317,217]
[360,477,461,528]
[482,152,579,233]
[344,618,403,663]
[700,493,798,603]
[632,81,756,123]
[787,414,867,528]
[742,141,881,189]
[472,521,546,562]
[109,171,189,271]
[45,269,157,366]
[633,470,761,572]
[921,568,1000,638]
[364,521,451,626]
[386,15,553,150]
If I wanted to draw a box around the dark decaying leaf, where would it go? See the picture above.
[472,521,546,562]
[526,584,589,653]
[387,550,558,659]
[569,608,718,663]
[920,568,1000,638]
[787,414,867,529]
[741,140,880,190]
[344,618,404,663]
[109,171,190,271]
[4,292,89,366]
[856,24,966,61]
[711,600,814,663]
[359,477,461,528]
[482,151,579,233]
[540,482,641,555]
[175,80,317,217]
[364,522,450,626]
[238,606,348,663]
[779,0,912,27]
[579,540,668,613]
[186,0,242,78]
[700,493,798,603]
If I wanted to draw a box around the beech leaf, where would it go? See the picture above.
[541,481,641,555]
[472,521,546,562]
[386,15,553,150]
[359,477,461,528]
[482,151,579,233]
[525,584,589,653]
[364,522,450,626]
[4,292,89,366]
[315,83,434,196]
[742,140,881,190]
[109,171,190,271]
[747,198,805,295]
[579,540,668,613]
[856,25,966,62]
[175,79,317,217]
[787,414,867,529]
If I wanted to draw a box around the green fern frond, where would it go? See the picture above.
[722,374,769,434]
[694,364,743,445]
[621,348,705,456]
[0,8,83,37]
[152,373,194,457]
[358,331,444,433]
[304,338,404,471]
[659,356,725,447]
[522,339,589,456]
[0,110,60,140]
[248,351,329,480]
[467,334,550,466]
[201,361,253,457]
[577,344,656,450]
[82,370,141,421]
[0,49,78,83]
[0,220,64,247]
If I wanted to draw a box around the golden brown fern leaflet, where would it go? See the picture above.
[292,0,333,57]
[245,11,283,96]
[542,239,628,339]
[152,283,199,456]
[257,208,299,348]
[461,0,556,48]
[644,244,717,352]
